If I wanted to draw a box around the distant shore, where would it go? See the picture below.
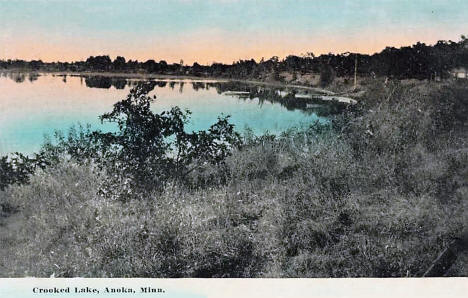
[1,69,342,96]
[1,69,228,82]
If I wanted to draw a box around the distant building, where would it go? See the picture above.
[451,67,468,79]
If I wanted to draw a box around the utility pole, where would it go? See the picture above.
[353,54,358,90]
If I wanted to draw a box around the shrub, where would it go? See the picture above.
[90,82,241,197]
[0,152,50,191]
[430,81,468,132]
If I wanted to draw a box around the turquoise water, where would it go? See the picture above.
[0,73,328,154]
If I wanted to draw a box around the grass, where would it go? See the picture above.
[0,79,467,277]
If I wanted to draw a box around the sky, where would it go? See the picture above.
[1,0,467,64]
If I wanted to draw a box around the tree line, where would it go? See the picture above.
[1,36,467,81]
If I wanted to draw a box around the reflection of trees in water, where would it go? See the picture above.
[206,81,256,95]
[28,73,40,82]
[14,73,26,83]
[2,72,28,83]
[155,81,167,88]
[127,80,140,88]
[206,81,346,117]
[191,82,206,91]
[1,72,345,117]
[84,76,127,89]
[113,79,127,89]
[82,77,345,116]
[83,78,166,90]
[84,76,112,89]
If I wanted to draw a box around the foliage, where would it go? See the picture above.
[90,82,240,196]
[0,152,50,191]
[1,81,467,277]
[319,64,335,87]
[430,81,468,132]
[0,83,240,196]
[2,36,468,81]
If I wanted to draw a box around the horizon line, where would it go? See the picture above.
[2,36,465,66]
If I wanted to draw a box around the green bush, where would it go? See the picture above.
[89,82,240,197]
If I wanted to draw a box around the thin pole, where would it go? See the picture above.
[354,54,358,90]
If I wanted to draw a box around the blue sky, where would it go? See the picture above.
[1,0,467,63]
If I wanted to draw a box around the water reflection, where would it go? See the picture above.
[83,76,127,89]
[2,71,40,83]
[28,73,39,82]
[0,72,339,154]
[1,72,347,117]
[204,81,348,117]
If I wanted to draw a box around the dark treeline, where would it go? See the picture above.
[1,37,467,81]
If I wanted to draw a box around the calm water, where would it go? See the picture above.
[0,72,333,154]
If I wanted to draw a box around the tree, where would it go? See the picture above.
[0,153,49,191]
[319,64,335,87]
[113,56,126,71]
[92,82,241,196]
[143,59,158,73]
[86,55,112,71]
[159,60,168,72]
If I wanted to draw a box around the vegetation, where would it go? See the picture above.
[1,79,467,277]
[1,37,467,83]
[89,82,240,197]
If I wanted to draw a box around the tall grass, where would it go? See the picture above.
[0,80,467,277]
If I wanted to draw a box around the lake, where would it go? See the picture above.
[0,72,341,155]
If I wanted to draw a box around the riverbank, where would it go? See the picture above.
[1,80,467,277]
[1,69,360,104]
[1,69,230,82]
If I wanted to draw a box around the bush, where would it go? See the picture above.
[0,152,50,191]
[430,81,468,132]
[88,82,241,197]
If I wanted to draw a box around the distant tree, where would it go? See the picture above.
[159,60,168,72]
[143,59,158,73]
[179,59,185,74]
[458,35,468,67]
[319,64,335,87]
[113,56,126,71]
[29,60,44,70]
[192,62,203,76]
[86,55,112,71]
[284,55,302,71]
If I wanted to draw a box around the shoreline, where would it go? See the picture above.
[1,69,230,82]
[1,69,334,92]
[1,69,361,103]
